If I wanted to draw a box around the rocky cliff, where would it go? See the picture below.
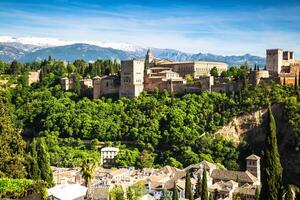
[215,104,300,186]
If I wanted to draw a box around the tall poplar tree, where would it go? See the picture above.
[37,138,54,187]
[285,185,293,200]
[201,170,208,200]
[194,173,202,199]
[255,187,260,200]
[185,172,193,200]
[161,189,172,200]
[172,181,179,200]
[259,105,283,200]
[29,139,41,180]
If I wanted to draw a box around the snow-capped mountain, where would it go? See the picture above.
[0,36,143,52]
[0,35,266,66]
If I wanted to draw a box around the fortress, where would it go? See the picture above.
[251,48,300,86]
[61,49,228,98]
[61,48,300,99]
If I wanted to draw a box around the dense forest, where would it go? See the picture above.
[0,58,300,198]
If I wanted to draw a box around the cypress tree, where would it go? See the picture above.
[294,74,298,90]
[194,173,202,199]
[73,73,81,96]
[126,187,134,200]
[29,139,41,180]
[172,181,179,200]
[209,193,214,200]
[259,105,283,200]
[161,189,172,200]
[185,172,193,200]
[37,138,54,187]
[298,71,300,87]
[255,187,260,200]
[285,185,293,200]
[201,170,208,200]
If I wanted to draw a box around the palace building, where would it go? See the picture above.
[145,48,228,78]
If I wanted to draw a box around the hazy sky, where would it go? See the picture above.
[0,0,300,56]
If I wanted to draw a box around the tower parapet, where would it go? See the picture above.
[246,154,261,185]
[145,48,154,69]
[266,49,283,76]
[119,60,144,98]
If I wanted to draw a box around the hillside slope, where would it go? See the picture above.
[215,104,300,186]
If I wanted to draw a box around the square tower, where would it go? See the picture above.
[246,154,261,185]
[266,49,283,76]
[119,60,144,98]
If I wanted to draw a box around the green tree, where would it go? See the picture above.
[194,173,202,199]
[80,159,96,187]
[259,105,283,200]
[18,72,29,86]
[29,139,41,180]
[36,138,54,187]
[209,193,214,200]
[126,187,134,200]
[255,187,260,200]
[285,185,293,200]
[110,185,125,200]
[0,98,27,178]
[201,170,208,200]
[161,189,172,200]
[127,181,146,200]
[0,60,8,74]
[210,67,219,77]
[172,181,179,200]
[185,172,193,200]
[165,157,183,169]
[73,59,87,75]
[10,60,22,74]
[114,148,139,167]
[72,73,81,96]
[67,63,76,73]
[136,150,154,169]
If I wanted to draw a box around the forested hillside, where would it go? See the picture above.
[0,58,300,188]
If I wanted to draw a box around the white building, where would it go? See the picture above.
[101,147,120,168]
[48,183,87,200]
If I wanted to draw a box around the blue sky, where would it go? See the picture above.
[0,0,300,56]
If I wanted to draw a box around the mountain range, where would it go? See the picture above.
[0,36,266,66]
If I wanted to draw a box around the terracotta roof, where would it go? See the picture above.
[173,170,186,180]
[211,169,257,184]
[209,180,238,192]
[234,184,257,196]
[184,160,216,171]
[160,165,178,174]
[246,154,260,160]
[148,173,169,183]
[109,169,129,177]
